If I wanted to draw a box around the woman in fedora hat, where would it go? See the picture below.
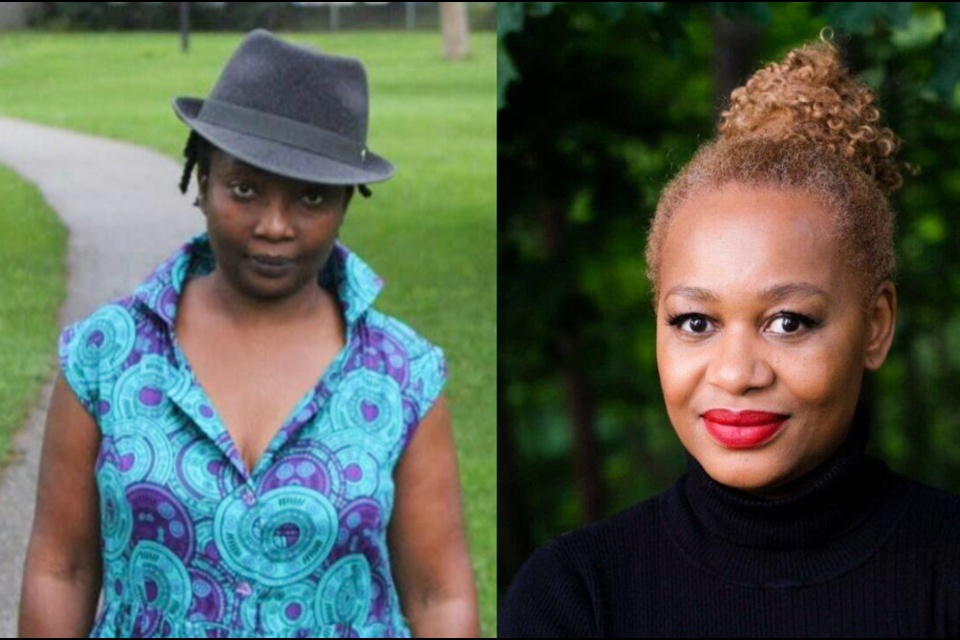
[23,29,478,638]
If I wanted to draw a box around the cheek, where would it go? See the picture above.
[207,204,249,236]
[656,336,700,401]
[205,225,247,269]
[778,344,859,406]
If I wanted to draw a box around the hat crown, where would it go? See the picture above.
[207,29,369,144]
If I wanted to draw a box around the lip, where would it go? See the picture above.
[250,254,295,266]
[701,409,790,449]
[248,254,294,277]
[701,409,790,426]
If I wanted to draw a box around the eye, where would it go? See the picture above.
[229,181,256,200]
[768,313,817,335]
[665,310,821,338]
[302,189,327,207]
[667,313,716,335]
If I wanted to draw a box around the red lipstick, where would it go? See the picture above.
[702,409,789,449]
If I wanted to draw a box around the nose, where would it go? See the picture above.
[253,194,295,239]
[704,324,774,394]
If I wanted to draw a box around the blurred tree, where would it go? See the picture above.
[440,2,470,58]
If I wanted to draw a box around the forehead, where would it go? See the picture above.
[212,148,337,189]
[660,184,844,303]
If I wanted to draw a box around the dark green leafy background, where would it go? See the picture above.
[499,1,960,603]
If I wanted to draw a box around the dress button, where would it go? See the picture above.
[243,488,256,506]
[236,580,252,597]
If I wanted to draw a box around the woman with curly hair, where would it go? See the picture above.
[499,28,959,638]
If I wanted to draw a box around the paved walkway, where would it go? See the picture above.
[0,114,204,636]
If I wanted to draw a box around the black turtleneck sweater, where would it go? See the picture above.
[499,400,960,637]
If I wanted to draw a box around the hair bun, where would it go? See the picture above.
[716,27,918,195]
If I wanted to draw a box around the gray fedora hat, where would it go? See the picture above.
[173,28,394,197]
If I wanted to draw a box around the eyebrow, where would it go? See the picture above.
[224,159,262,174]
[222,162,334,189]
[666,282,831,304]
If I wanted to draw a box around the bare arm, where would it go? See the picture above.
[18,371,104,637]
[388,393,480,637]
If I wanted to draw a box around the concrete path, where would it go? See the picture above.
[0,114,204,637]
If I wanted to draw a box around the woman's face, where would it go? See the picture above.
[198,147,353,303]
[655,183,897,498]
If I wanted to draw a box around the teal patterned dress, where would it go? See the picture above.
[57,231,448,638]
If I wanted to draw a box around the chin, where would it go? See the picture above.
[702,454,787,493]
[240,273,299,298]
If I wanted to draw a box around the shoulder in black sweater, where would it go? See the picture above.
[499,401,960,638]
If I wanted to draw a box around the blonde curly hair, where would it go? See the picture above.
[644,27,919,317]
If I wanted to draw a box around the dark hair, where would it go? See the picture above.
[178,130,211,196]
[177,130,360,201]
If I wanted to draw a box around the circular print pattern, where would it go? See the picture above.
[98,464,133,561]
[315,553,372,628]
[251,581,317,635]
[127,483,196,561]
[214,485,338,586]
[72,304,137,373]
[332,368,403,443]
[186,555,235,628]
[112,355,176,421]
[322,429,388,502]
[260,450,339,498]
[171,434,231,513]
[128,540,192,637]
[112,417,175,485]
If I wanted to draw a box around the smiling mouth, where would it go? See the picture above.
[702,416,789,449]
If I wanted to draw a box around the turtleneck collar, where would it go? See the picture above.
[659,398,915,588]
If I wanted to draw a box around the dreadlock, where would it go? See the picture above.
[177,130,195,195]
[178,130,212,197]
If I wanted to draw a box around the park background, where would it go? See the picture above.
[499,1,960,606]
[0,2,496,637]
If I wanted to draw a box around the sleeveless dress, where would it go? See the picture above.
[57,230,448,638]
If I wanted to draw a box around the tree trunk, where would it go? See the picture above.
[538,196,606,523]
[498,365,534,592]
[440,2,470,59]
[713,15,763,118]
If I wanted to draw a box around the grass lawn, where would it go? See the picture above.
[0,164,68,481]
[0,30,496,636]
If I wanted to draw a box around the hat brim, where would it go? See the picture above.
[172,96,395,186]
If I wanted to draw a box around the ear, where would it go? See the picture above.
[863,279,897,372]
[197,174,209,212]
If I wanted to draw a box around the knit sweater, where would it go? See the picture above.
[498,399,960,638]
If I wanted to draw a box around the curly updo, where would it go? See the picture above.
[644,27,919,318]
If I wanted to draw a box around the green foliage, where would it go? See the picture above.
[498,2,960,108]
[819,2,912,33]
[0,165,68,480]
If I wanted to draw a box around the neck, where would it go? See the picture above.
[658,398,914,587]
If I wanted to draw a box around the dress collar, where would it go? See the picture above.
[659,398,915,587]
[131,230,384,329]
